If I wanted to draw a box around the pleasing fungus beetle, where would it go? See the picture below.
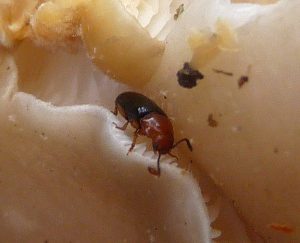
[112,91,193,176]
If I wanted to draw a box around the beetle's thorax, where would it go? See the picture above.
[140,113,174,154]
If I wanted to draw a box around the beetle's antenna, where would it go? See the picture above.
[172,138,193,151]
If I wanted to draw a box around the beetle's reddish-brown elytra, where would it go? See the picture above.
[112,91,193,176]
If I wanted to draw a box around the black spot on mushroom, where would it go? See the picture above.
[177,62,204,89]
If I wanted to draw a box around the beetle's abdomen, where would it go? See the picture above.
[116,92,166,122]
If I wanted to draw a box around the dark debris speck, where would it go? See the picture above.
[208,114,218,127]
[238,75,249,88]
[177,62,204,89]
[213,68,233,76]
[174,4,184,20]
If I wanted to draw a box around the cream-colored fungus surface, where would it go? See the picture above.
[0,0,298,242]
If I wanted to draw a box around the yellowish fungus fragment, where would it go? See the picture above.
[30,1,83,48]
[81,0,165,87]
[189,20,238,68]
[0,0,40,46]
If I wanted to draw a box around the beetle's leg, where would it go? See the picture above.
[127,129,139,155]
[113,121,129,130]
[148,153,161,177]
[111,104,118,115]
[172,138,193,151]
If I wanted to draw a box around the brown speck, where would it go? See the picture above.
[163,95,167,99]
[184,221,187,225]
[177,62,204,89]
[208,114,218,127]
[273,148,279,154]
[238,65,251,88]
[238,75,249,88]
[44,240,48,243]
[213,68,233,76]
[6,66,10,70]
[154,227,158,231]
[269,223,294,234]
[174,4,184,20]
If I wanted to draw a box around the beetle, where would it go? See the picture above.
[112,91,193,176]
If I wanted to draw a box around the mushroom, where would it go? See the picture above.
[0,0,299,242]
